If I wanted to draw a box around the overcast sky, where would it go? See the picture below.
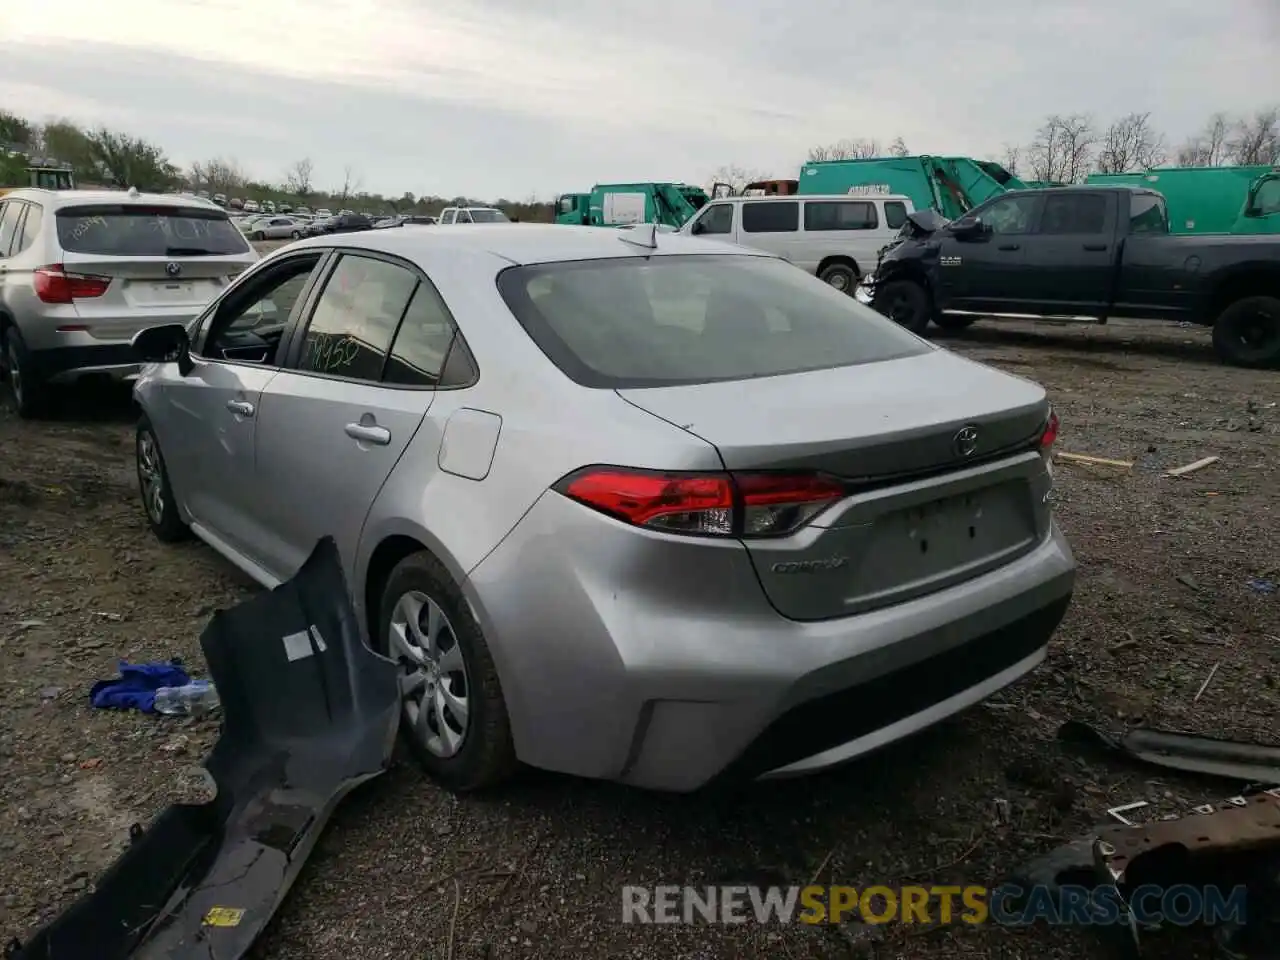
[2,0,1277,200]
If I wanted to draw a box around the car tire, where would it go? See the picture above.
[251,231,265,241]
[931,313,978,331]
[290,230,301,239]
[1,325,48,419]
[1211,295,1280,369]
[872,280,931,334]
[378,551,517,792]
[818,262,858,294]
[135,416,190,542]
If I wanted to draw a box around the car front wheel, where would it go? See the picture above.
[378,551,517,792]
[872,280,931,334]
[136,416,190,542]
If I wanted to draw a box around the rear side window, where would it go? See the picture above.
[497,254,929,388]
[884,201,908,230]
[1129,194,1169,234]
[1039,193,1108,234]
[741,201,798,233]
[384,281,459,387]
[0,202,21,256]
[55,205,251,256]
[803,201,878,231]
[16,201,43,253]
[297,254,418,382]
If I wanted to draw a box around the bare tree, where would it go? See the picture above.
[707,164,773,194]
[285,157,314,196]
[1176,112,1232,167]
[1000,143,1022,176]
[887,136,909,158]
[1095,112,1167,173]
[807,138,881,162]
[339,164,363,203]
[1228,107,1280,165]
[190,156,245,194]
[1026,114,1097,183]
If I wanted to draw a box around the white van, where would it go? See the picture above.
[680,193,914,292]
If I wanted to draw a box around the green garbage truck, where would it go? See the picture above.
[796,156,1028,220]
[1084,165,1280,235]
[554,182,709,228]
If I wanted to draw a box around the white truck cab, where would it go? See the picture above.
[680,192,915,292]
[437,206,510,224]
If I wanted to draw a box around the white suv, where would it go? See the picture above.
[0,189,259,417]
[680,193,914,293]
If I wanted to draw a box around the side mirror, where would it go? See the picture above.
[132,323,193,375]
[950,217,984,240]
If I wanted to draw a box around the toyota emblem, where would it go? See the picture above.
[953,425,979,458]
[165,262,182,277]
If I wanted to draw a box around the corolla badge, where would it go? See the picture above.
[953,425,979,458]
[771,557,849,574]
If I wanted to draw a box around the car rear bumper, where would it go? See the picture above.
[27,344,141,383]
[465,490,1075,792]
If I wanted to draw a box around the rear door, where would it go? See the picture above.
[250,249,444,577]
[1017,191,1116,316]
[52,203,254,341]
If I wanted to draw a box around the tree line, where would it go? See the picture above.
[0,108,554,221]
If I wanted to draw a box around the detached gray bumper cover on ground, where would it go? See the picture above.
[7,536,399,960]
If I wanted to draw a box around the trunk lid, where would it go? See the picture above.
[618,349,1053,620]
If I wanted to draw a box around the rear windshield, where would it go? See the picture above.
[497,254,930,388]
[56,205,251,256]
[470,209,508,223]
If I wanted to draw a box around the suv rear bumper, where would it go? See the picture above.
[27,344,140,383]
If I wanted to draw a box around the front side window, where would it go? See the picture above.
[55,205,250,255]
[803,201,878,231]
[200,255,324,364]
[741,201,798,233]
[296,254,419,381]
[497,254,929,388]
[1129,194,1169,234]
[694,204,734,235]
[1251,177,1280,216]
[979,195,1040,235]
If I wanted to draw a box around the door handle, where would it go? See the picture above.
[225,400,255,417]
[1083,243,1108,251]
[345,422,391,445]
[997,243,1020,251]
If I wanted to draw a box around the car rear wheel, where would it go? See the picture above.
[135,416,190,542]
[378,551,517,792]
[1212,295,1280,369]
[818,262,858,294]
[2,326,48,419]
[872,280,931,334]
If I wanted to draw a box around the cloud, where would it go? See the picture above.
[1,0,1276,198]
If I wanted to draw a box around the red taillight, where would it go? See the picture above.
[33,265,111,304]
[554,467,846,538]
[1039,408,1060,450]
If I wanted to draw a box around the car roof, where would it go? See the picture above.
[3,188,228,210]
[288,223,768,266]
[715,193,912,203]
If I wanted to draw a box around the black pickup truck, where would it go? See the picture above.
[855,186,1280,368]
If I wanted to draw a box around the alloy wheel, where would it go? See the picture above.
[137,431,165,524]
[388,590,470,758]
[7,342,23,408]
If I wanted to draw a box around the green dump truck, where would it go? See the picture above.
[796,156,1027,220]
[1084,165,1280,235]
[554,182,709,228]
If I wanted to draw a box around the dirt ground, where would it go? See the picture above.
[0,318,1276,960]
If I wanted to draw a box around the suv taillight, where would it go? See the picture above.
[553,467,846,538]
[33,265,111,304]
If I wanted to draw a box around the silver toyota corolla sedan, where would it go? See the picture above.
[130,224,1075,793]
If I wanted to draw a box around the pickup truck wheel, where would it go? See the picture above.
[1212,296,1280,369]
[872,280,930,334]
[932,314,978,331]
